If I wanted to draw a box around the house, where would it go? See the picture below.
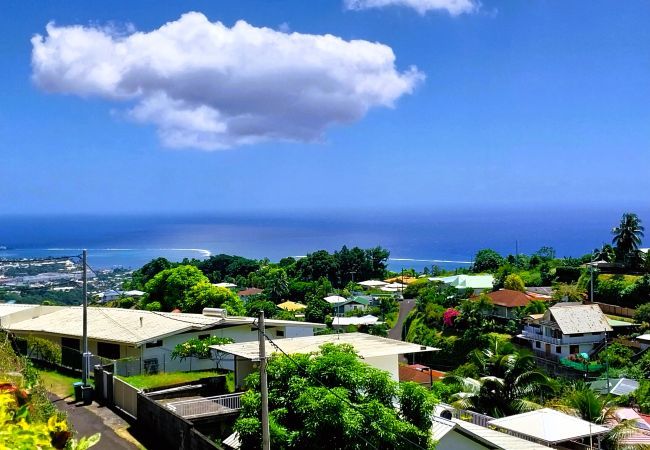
[332,296,369,315]
[519,303,612,359]
[331,315,381,328]
[3,305,325,374]
[236,287,263,299]
[488,408,609,448]
[277,300,306,312]
[97,289,121,303]
[432,416,550,450]
[210,332,438,388]
[636,334,650,350]
[429,275,494,293]
[399,364,444,387]
[481,289,550,319]
[590,378,639,396]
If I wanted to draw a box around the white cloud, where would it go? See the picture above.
[31,12,423,150]
[344,0,478,16]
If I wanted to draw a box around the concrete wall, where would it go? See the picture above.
[365,354,399,381]
[138,393,194,450]
[436,430,489,450]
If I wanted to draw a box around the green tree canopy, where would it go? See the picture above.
[234,343,437,449]
[182,282,245,315]
[472,249,504,273]
[503,274,525,292]
[612,213,645,261]
[144,265,209,311]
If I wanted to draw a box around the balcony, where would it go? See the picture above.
[521,326,605,346]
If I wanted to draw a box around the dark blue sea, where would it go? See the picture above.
[0,208,647,272]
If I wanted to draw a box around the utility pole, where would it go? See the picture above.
[258,311,270,450]
[82,249,89,387]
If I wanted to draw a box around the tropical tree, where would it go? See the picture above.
[472,249,504,273]
[612,213,644,262]
[551,383,640,450]
[593,244,616,263]
[444,345,554,417]
[234,343,437,449]
[144,265,209,311]
[182,282,245,315]
[264,268,290,303]
[503,274,525,292]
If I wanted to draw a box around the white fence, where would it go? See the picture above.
[113,376,140,419]
[166,392,243,419]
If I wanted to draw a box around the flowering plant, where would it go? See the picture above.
[442,308,460,327]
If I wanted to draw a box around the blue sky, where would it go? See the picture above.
[1,0,649,215]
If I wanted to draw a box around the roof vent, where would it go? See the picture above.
[203,308,228,318]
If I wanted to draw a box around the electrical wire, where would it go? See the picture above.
[261,331,429,450]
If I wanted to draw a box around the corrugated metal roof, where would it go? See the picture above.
[0,303,36,317]
[453,419,550,450]
[6,306,324,346]
[548,304,612,334]
[488,408,609,444]
[211,332,437,361]
[590,378,639,396]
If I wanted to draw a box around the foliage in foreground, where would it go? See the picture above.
[0,335,100,450]
[234,343,437,449]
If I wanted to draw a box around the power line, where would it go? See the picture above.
[261,331,428,450]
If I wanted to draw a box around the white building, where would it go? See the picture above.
[519,303,612,359]
[429,275,494,293]
[2,305,324,374]
[211,332,437,388]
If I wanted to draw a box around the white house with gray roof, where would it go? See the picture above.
[519,303,612,359]
[1,304,324,374]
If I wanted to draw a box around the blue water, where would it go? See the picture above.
[0,208,647,271]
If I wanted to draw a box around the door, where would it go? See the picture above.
[545,343,551,356]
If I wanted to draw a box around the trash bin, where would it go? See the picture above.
[73,382,83,402]
[80,385,93,405]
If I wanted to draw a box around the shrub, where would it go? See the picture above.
[171,336,234,360]
[503,274,525,292]
[26,336,62,366]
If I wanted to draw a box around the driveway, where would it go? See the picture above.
[389,298,416,341]
[49,394,143,450]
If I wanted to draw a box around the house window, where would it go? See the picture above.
[556,346,562,354]
[570,344,579,354]
[144,358,159,374]
[61,337,80,350]
[276,330,285,337]
[198,334,210,340]
[97,342,121,360]
[145,340,163,348]
[573,333,584,337]
[535,341,541,349]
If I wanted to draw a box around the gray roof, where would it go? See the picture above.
[432,416,550,450]
[488,408,609,444]
[547,303,612,334]
[590,378,639,396]
[211,332,437,361]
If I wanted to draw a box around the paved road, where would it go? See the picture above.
[49,395,141,450]
[388,298,416,341]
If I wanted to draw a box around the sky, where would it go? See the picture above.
[1,0,649,215]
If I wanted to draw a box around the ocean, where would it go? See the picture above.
[0,208,645,272]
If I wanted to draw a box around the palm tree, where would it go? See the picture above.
[444,347,555,417]
[593,244,616,263]
[551,383,645,450]
[612,213,645,261]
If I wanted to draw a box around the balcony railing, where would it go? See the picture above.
[522,326,605,345]
[166,392,243,418]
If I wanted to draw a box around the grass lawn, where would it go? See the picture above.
[118,371,222,390]
[606,314,636,323]
[38,369,80,398]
